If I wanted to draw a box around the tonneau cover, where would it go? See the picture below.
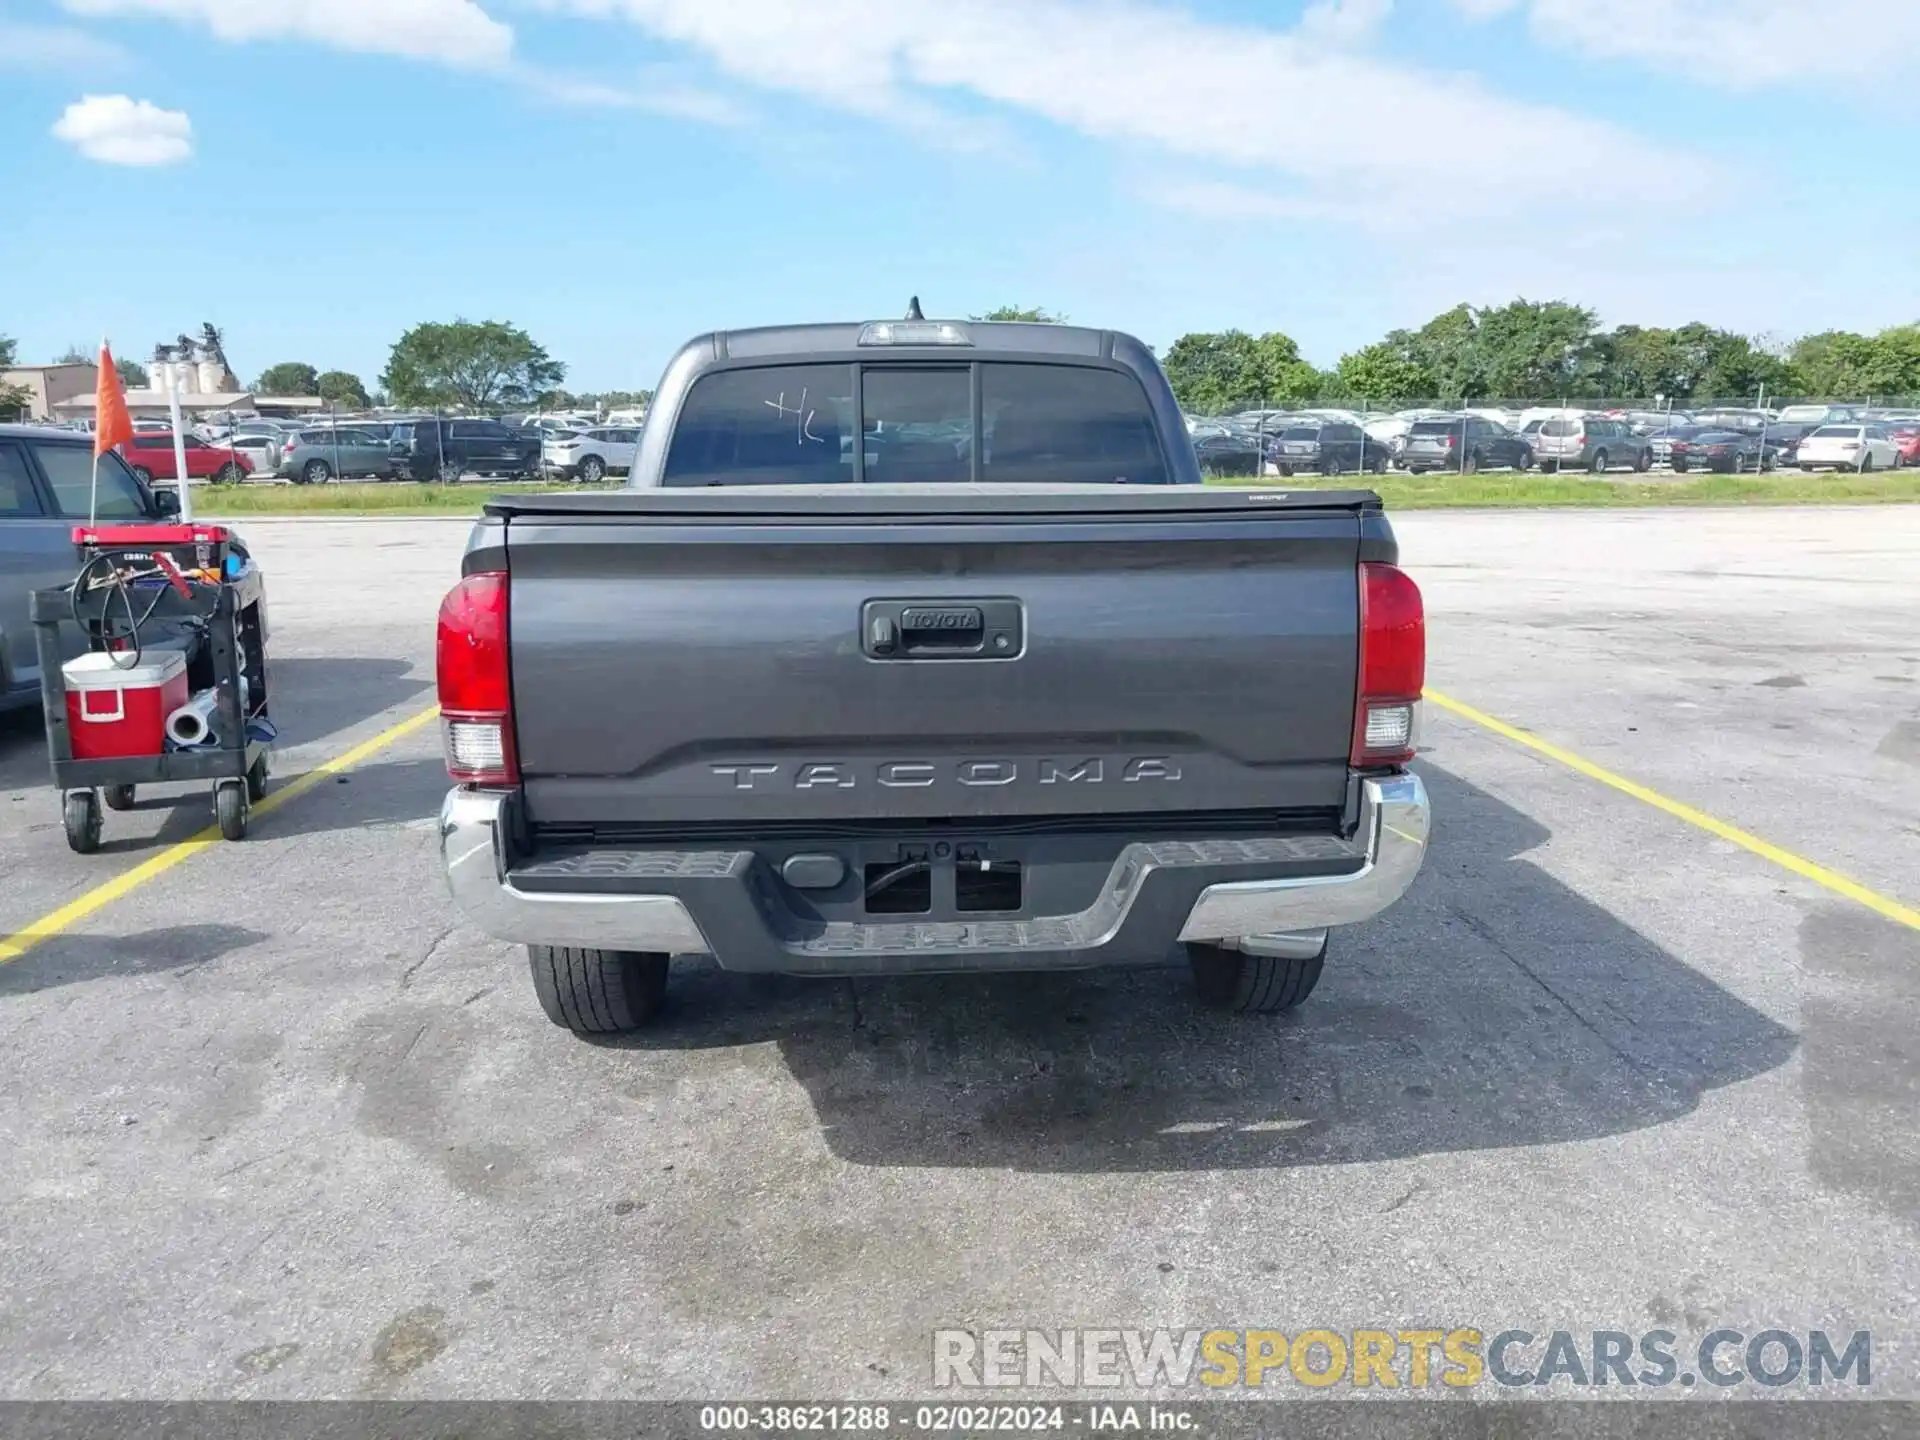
[483,482,1384,521]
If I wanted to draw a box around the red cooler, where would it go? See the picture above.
[62,651,189,761]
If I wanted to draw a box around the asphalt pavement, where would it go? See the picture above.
[0,508,1915,1403]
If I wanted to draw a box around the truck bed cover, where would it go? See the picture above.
[482,483,1385,521]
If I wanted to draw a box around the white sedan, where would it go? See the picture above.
[1795,424,1901,472]
[541,426,640,483]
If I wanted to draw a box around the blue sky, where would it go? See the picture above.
[4,0,1917,393]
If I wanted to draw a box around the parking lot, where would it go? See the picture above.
[1,506,1916,1401]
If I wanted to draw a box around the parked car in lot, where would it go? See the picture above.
[117,431,252,485]
[1690,408,1772,433]
[1269,420,1389,475]
[1532,416,1651,473]
[1885,422,1920,467]
[436,316,1430,1034]
[1669,429,1772,472]
[1395,416,1532,474]
[1757,423,1815,467]
[1190,426,1265,477]
[2,425,181,711]
[388,418,541,481]
[541,426,640,482]
[279,426,399,483]
[1773,403,1860,428]
[1795,424,1901,471]
[1647,424,1701,467]
[226,432,285,477]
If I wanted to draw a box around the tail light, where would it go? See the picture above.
[437,570,518,785]
[1352,562,1425,767]
[1442,434,1456,447]
[282,439,297,454]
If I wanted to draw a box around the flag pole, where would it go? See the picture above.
[164,358,194,523]
[89,335,106,523]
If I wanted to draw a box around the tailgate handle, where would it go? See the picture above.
[862,599,1023,660]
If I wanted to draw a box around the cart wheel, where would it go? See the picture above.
[103,784,136,812]
[64,790,102,854]
[246,753,269,802]
[215,781,249,841]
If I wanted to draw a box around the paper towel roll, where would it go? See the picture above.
[165,688,221,747]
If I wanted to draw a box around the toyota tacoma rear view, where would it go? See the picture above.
[436,317,1430,1035]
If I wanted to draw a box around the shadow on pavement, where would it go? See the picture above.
[0,923,267,998]
[605,763,1798,1172]
[264,656,431,748]
[248,755,447,841]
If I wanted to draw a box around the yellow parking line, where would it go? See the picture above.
[0,704,441,964]
[1424,687,1920,932]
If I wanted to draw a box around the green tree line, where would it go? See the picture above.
[1161,301,1920,412]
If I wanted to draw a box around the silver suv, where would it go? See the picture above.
[1533,416,1652,473]
[278,426,399,484]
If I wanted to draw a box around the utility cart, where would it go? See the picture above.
[31,522,274,853]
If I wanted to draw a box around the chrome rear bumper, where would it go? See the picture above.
[439,773,1429,968]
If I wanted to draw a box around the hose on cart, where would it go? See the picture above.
[68,550,218,672]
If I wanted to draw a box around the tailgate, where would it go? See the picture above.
[503,496,1363,827]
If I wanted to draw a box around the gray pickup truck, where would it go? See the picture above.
[437,318,1430,1035]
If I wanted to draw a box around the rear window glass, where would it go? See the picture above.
[1811,426,1861,438]
[662,362,1169,485]
[1541,419,1581,437]
[982,365,1166,483]
[1281,426,1321,440]
[664,363,854,485]
[1408,421,1458,436]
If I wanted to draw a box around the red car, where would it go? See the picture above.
[117,431,253,485]
[1887,423,1920,467]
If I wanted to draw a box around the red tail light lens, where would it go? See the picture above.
[1352,562,1425,767]
[437,570,517,785]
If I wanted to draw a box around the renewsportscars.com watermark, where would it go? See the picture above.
[933,1328,1873,1391]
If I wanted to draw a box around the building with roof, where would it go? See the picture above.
[0,362,97,420]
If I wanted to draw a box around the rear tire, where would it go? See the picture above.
[578,455,607,484]
[1634,449,1652,473]
[528,945,669,1034]
[1186,936,1327,1014]
[214,462,246,486]
[303,459,332,485]
[438,456,462,484]
[1540,459,1559,474]
[63,790,102,854]
[1861,453,1875,472]
[215,781,249,841]
[1589,449,1609,474]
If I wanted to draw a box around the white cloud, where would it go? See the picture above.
[1449,0,1920,87]
[1299,0,1394,45]
[52,94,192,165]
[60,0,513,68]
[513,63,752,127]
[0,20,130,71]
[547,0,1689,205]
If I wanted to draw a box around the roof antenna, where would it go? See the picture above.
[905,296,924,321]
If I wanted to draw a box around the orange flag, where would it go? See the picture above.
[94,340,134,457]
